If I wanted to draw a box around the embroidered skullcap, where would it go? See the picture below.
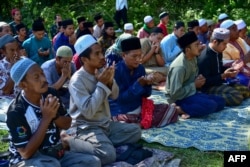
[0,34,15,48]
[218,13,228,21]
[212,28,230,40]
[159,12,169,19]
[32,21,45,31]
[124,23,133,30]
[144,15,153,24]
[15,23,25,32]
[220,19,235,29]
[199,19,207,27]
[56,46,73,57]
[234,20,246,30]
[77,16,86,23]
[187,20,199,29]
[104,22,114,29]
[207,20,215,27]
[83,22,93,28]
[177,31,198,49]
[121,37,141,52]
[94,13,102,21]
[150,27,163,34]
[74,34,97,55]
[174,21,185,29]
[10,58,36,85]
[61,19,74,27]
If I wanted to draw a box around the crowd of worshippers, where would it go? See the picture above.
[1,7,250,166]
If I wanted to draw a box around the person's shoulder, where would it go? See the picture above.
[9,21,15,26]
[7,94,25,116]
[41,59,55,69]
[22,37,31,45]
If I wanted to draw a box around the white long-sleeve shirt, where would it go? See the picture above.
[116,0,128,10]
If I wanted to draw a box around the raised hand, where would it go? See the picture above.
[195,74,206,88]
[40,94,60,121]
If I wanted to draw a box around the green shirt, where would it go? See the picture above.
[166,52,197,103]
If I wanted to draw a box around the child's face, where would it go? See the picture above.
[18,28,26,37]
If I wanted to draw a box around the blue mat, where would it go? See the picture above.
[142,90,250,151]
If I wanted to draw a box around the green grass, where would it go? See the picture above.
[0,130,224,166]
[140,141,224,167]
[0,129,9,153]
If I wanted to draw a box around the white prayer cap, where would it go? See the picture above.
[234,19,246,30]
[10,58,36,85]
[199,19,207,27]
[144,15,153,24]
[74,35,97,55]
[207,20,215,27]
[220,19,235,29]
[0,22,8,27]
[218,13,228,20]
[124,23,133,30]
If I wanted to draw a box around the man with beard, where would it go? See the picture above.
[166,31,225,118]
[61,34,141,165]
[7,58,101,167]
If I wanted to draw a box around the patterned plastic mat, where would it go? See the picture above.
[142,90,250,151]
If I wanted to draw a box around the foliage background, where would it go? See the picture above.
[1,0,250,34]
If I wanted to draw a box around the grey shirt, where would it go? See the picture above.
[68,67,119,128]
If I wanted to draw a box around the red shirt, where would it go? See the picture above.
[157,23,168,37]
[72,53,81,70]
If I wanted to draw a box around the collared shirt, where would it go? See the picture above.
[109,61,152,116]
[166,53,197,103]
[198,46,226,89]
[160,32,182,66]
[68,67,119,128]
[6,88,67,165]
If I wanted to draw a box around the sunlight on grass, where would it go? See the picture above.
[140,141,224,167]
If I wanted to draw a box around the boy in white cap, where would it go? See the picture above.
[41,45,76,108]
[198,28,249,106]
[137,15,155,39]
[61,34,141,165]
[7,58,101,167]
[123,23,134,34]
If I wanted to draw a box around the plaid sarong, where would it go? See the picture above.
[206,84,250,106]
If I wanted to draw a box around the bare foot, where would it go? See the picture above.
[172,103,190,119]
[181,114,190,119]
